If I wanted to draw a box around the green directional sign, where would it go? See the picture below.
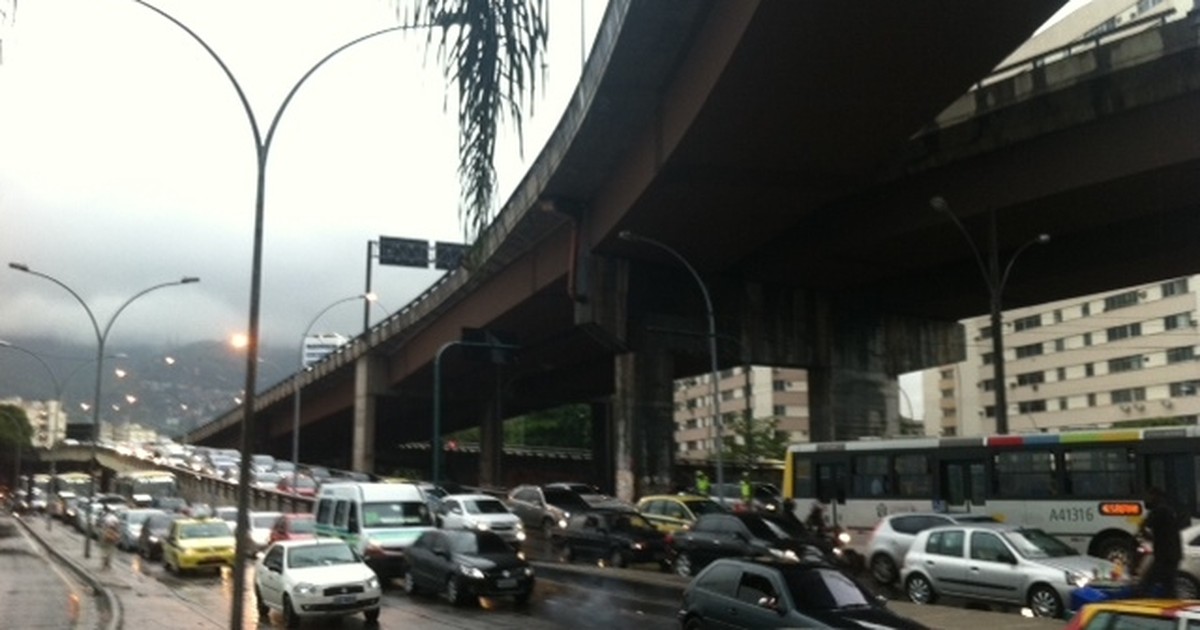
[378,236,429,268]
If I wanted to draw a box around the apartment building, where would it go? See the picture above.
[673,366,809,461]
[0,397,67,448]
[924,275,1200,436]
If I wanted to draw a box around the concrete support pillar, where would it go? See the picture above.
[478,367,504,488]
[352,354,388,474]
[590,401,614,495]
[612,347,675,503]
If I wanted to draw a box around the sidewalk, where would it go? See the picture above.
[1,513,102,630]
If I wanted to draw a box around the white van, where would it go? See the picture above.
[313,482,434,578]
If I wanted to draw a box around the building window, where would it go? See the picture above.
[1016,372,1045,386]
[1085,363,1095,377]
[981,379,996,392]
[1167,346,1196,364]
[979,326,993,340]
[940,369,954,379]
[1054,338,1065,352]
[1018,400,1046,413]
[1106,323,1142,342]
[1111,388,1147,404]
[1013,315,1041,332]
[1170,381,1200,397]
[1083,332,1093,346]
[984,405,996,418]
[1162,277,1189,297]
[773,405,786,417]
[1056,367,1066,381]
[1082,302,1091,316]
[772,380,786,392]
[1059,397,1069,411]
[1104,290,1141,311]
[1054,309,1063,323]
[982,353,994,366]
[940,389,954,399]
[1165,313,1192,331]
[1108,355,1145,373]
[1015,343,1043,358]
[1087,393,1097,406]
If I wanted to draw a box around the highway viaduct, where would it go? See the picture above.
[188,1,1200,501]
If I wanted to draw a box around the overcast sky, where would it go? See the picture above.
[0,0,604,351]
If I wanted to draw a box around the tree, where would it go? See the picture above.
[0,404,32,451]
[723,412,789,469]
[408,0,549,240]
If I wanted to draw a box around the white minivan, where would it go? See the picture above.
[313,482,435,579]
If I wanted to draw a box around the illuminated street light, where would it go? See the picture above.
[618,230,726,495]
[931,197,1049,434]
[7,261,198,557]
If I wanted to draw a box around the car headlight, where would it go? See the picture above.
[515,521,524,530]
[631,542,645,550]
[148,536,159,544]
[474,522,490,531]
[1066,571,1090,588]
[558,518,568,529]
[366,576,380,590]
[838,531,852,545]
[460,565,485,580]
[516,530,527,542]
[768,548,799,560]
[294,582,319,596]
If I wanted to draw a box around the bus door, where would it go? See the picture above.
[815,461,847,526]
[939,459,987,513]
[1143,453,1197,520]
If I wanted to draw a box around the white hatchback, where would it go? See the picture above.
[254,539,381,626]
[438,494,526,546]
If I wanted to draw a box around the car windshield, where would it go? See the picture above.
[464,499,509,515]
[741,517,789,541]
[609,513,656,532]
[362,501,430,527]
[543,488,589,509]
[288,518,316,534]
[449,532,511,555]
[288,543,358,568]
[1003,528,1078,559]
[683,499,725,516]
[783,567,873,610]
[179,522,231,539]
[255,473,281,483]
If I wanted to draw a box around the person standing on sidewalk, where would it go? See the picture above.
[99,506,120,571]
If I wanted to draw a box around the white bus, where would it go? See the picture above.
[784,425,1200,566]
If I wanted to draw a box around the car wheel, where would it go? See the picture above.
[363,607,380,624]
[254,587,269,618]
[403,568,420,596]
[1028,584,1063,619]
[674,552,694,578]
[1094,536,1136,568]
[283,594,300,628]
[608,549,627,569]
[870,553,898,585]
[1178,574,1200,599]
[905,573,937,605]
[683,616,703,630]
[557,543,573,563]
[445,576,469,606]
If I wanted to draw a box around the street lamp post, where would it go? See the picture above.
[7,262,198,557]
[290,294,376,495]
[618,230,726,494]
[931,197,1049,435]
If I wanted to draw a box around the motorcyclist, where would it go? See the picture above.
[805,502,828,537]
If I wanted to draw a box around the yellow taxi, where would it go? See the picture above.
[1066,600,1200,629]
[635,494,727,534]
[161,517,237,575]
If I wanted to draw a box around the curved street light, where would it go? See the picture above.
[618,230,726,495]
[930,197,1049,434]
[8,262,198,557]
[290,293,377,495]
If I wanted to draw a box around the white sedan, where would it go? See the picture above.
[254,539,381,627]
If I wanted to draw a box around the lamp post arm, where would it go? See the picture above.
[0,343,61,399]
[933,204,994,293]
[997,236,1050,298]
[99,279,199,346]
[10,266,102,346]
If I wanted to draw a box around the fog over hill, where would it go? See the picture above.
[0,335,292,437]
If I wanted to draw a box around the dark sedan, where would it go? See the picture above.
[669,513,831,578]
[138,512,182,561]
[551,509,669,569]
[403,529,534,606]
[679,557,926,629]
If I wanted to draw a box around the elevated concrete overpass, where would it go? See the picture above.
[188,0,1193,500]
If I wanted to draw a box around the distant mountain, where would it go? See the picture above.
[0,335,291,437]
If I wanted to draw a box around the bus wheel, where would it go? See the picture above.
[1094,535,1135,568]
[1178,574,1200,599]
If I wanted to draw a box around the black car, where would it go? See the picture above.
[138,512,183,561]
[669,513,830,578]
[551,509,669,569]
[403,529,534,606]
[679,557,927,629]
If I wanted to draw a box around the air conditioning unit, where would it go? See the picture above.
[1031,384,1039,391]
[1119,404,1132,412]
[1138,290,1148,298]
[1190,319,1198,328]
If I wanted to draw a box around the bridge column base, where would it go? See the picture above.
[612,347,675,503]
[352,354,388,474]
